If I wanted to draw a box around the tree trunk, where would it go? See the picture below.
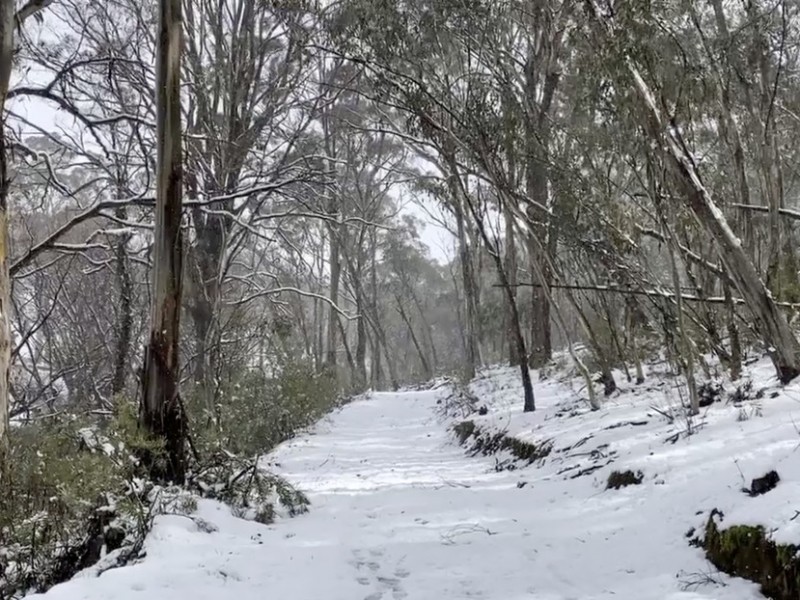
[527,240,600,410]
[112,202,133,396]
[626,301,646,385]
[702,0,755,257]
[452,183,478,380]
[445,151,535,411]
[501,274,535,411]
[369,330,382,390]
[365,300,399,391]
[139,0,186,483]
[0,0,13,463]
[335,315,356,383]
[524,35,560,369]
[411,291,438,371]
[588,3,800,383]
[504,206,521,366]
[724,280,743,381]
[741,0,797,300]
[527,207,552,369]
[396,298,432,381]
[354,285,368,391]
[601,296,631,383]
[378,331,399,390]
[191,210,222,384]
[326,223,341,369]
[661,206,699,415]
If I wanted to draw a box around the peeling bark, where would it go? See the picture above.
[139,0,186,483]
[0,0,15,462]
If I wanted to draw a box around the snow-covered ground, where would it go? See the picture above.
[30,357,800,599]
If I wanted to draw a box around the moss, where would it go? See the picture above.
[451,420,552,465]
[702,511,800,600]
[606,469,644,490]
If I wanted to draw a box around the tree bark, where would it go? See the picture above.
[369,329,382,389]
[354,286,368,391]
[335,315,356,382]
[451,179,479,380]
[0,0,13,463]
[502,93,521,367]
[139,0,186,483]
[111,202,133,396]
[724,279,742,381]
[504,206,521,366]
[523,20,561,369]
[326,222,341,369]
[526,169,552,368]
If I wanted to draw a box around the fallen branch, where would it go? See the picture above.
[730,203,800,221]
[498,282,800,310]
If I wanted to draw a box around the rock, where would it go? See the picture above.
[606,469,643,490]
[698,381,723,407]
[745,470,780,496]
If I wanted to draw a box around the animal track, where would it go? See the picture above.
[350,548,409,599]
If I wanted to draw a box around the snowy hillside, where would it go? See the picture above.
[28,357,800,600]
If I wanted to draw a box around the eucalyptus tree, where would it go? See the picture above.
[583,0,800,383]
[0,0,65,462]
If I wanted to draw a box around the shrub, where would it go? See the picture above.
[188,451,309,524]
[0,394,314,598]
[189,361,341,456]
[0,403,158,598]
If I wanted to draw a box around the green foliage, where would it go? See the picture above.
[0,405,155,598]
[0,392,316,597]
[190,361,341,456]
[451,420,552,465]
[189,452,309,525]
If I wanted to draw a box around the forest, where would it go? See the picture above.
[2,0,800,598]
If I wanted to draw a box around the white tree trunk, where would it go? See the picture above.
[0,0,15,462]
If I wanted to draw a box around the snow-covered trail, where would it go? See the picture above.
[35,385,762,600]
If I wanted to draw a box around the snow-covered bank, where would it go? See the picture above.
[461,357,800,598]
[29,358,800,599]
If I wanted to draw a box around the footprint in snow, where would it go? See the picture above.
[350,549,409,600]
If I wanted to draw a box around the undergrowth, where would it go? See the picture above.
[0,360,335,599]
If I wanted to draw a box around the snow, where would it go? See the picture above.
[29,356,800,599]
